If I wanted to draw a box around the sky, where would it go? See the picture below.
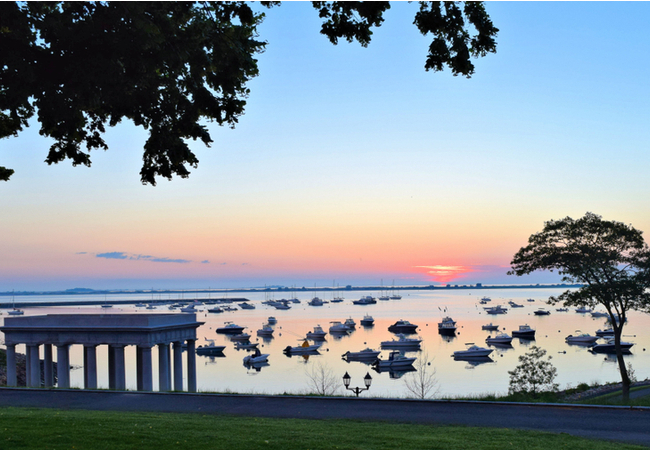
[2,2,650,291]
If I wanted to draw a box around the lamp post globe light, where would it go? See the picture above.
[342,371,372,397]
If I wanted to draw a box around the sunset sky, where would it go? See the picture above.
[2,2,649,291]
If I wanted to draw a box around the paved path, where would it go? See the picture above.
[1,388,649,447]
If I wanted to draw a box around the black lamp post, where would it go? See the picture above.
[342,371,372,397]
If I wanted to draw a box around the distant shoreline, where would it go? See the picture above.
[0,283,581,297]
[0,283,581,308]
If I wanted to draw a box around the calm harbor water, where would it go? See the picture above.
[2,288,648,398]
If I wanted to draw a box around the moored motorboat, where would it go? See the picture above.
[485,333,512,345]
[575,306,591,313]
[380,334,422,349]
[216,322,245,334]
[329,321,350,334]
[565,332,598,345]
[388,320,418,334]
[511,324,536,339]
[534,309,551,316]
[438,316,457,335]
[267,316,277,324]
[372,351,416,369]
[243,349,269,364]
[344,317,356,330]
[453,344,493,358]
[508,301,524,308]
[239,302,255,310]
[352,296,376,305]
[591,339,634,353]
[595,328,614,338]
[484,305,508,315]
[306,325,327,340]
[257,324,274,337]
[196,340,226,355]
[360,314,374,326]
[284,340,321,354]
[230,332,252,342]
[481,323,499,331]
[308,297,324,306]
[208,307,224,313]
[590,311,608,318]
[555,307,568,312]
[342,348,381,361]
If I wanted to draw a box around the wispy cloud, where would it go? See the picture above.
[94,252,191,264]
[96,252,128,260]
[201,260,210,264]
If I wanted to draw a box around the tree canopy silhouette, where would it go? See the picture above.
[509,212,650,401]
[0,1,498,184]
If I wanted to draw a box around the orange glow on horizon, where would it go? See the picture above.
[413,265,475,283]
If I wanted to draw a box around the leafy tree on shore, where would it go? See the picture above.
[0,1,498,184]
[508,212,650,401]
[508,346,558,397]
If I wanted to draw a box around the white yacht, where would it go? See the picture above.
[453,345,493,358]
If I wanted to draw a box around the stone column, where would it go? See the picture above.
[158,343,171,392]
[84,345,98,389]
[43,344,54,387]
[112,345,126,390]
[6,344,17,387]
[56,344,70,388]
[25,345,32,386]
[108,345,115,389]
[173,341,183,391]
[187,339,197,393]
[138,346,153,391]
[28,344,41,388]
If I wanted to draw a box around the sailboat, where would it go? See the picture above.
[8,291,24,316]
[390,280,402,300]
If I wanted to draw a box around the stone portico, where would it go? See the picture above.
[1,314,203,392]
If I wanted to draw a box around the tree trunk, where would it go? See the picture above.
[614,323,630,402]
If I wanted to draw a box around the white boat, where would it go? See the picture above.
[360,314,374,326]
[511,324,536,339]
[372,351,416,369]
[590,311,609,318]
[481,323,499,331]
[344,318,356,330]
[267,316,277,324]
[438,317,457,335]
[508,301,524,308]
[565,332,598,344]
[533,308,551,316]
[480,296,492,303]
[388,320,418,334]
[135,303,147,308]
[230,332,252,342]
[308,297,324,306]
[352,296,376,305]
[591,339,634,353]
[575,306,592,313]
[239,302,255,310]
[484,305,508,315]
[284,340,321,354]
[243,349,269,364]
[329,321,350,334]
[555,307,568,312]
[485,333,512,345]
[180,304,197,313]
[453,345,493,358]
[378,295,390,301]
[196,340,226,355]
[208,307,224,313]
[7,309,24,316]
[256,324,274,336]
[342,348,381,361]
[380,334,422,349]
[216,322,245,334]
[306,325,327,339]
[273,303,291,310]
[595,328,615,337]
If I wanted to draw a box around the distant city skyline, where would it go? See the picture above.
[2,2,649,291]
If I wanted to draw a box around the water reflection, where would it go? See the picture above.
[244,361,270,372]
[453,356,495,367]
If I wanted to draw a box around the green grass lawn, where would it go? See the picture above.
[0,407,645,450]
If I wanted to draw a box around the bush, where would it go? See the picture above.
[508,346,558,396]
